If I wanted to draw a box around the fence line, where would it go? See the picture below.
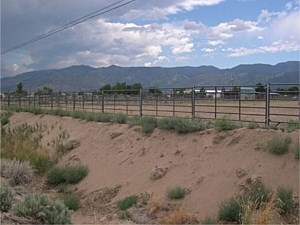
[1,83,299,126]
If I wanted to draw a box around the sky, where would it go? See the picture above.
[1,0,300,77]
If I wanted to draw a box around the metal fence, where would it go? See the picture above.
[1,83,299,126]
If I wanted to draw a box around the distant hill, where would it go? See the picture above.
[1,61,299,92]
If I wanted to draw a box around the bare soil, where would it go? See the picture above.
[5,112,300,224]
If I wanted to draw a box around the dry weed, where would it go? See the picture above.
[147,198,163,215]
[158,208,197,224]
[252,195,277,224]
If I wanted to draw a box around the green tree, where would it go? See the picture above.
[199,86,206,97]
[16,82,26,94]
[148,86,162,94]
[232,86,240,92]
[35,86,53,95]
[255,83,265,92]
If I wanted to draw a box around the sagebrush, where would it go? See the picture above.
[13,194,72,224]
[47,165,88,185]
[0,185,14,212]
[1,159,34,186]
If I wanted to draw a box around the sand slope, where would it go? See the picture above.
[7,112,299,223]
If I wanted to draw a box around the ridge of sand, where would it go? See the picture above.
[7,112,299,223]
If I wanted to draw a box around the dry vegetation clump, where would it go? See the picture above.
[158,208,198,224]
[1,123,52,173]
[166,186,187,200]
[1,159,34,186]
[214,116,238,131]
[147,198,164,215]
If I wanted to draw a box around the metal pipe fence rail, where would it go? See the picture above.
[1,83,299,126]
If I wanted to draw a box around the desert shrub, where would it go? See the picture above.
[158,208,197,224]
[214,117,238,131]
[268,124,278,130]
[218,197,242,223]
[285,120,299,132]
[83,112,94,121]
[1,124,52,173]
[276,186,293,214]
[127,116,141,127]
[95,113,112,122]
[158,117,205,133]
[13,194,71,224]
[112,113,127,124]
[1,111,11,126]
[147,198,163,215]
[118,210,133,220]
[141,117,157,133]
[2,159,34,186]
[70,110,84,119]
[62,193,80,210]
[202,216,217,224]
[267,136,291,155]
[117,195,137,211]
[244,184,272,208]
[157,118,178,130]
[47,165,88,185]
[166,186,187,200]
[247,120,259,129]
[56,184,74,194]
[0,185,14,212]
[295,145,300,159]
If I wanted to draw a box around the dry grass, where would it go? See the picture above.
[241,195,278,224]
[158,208,197,224]
[147,198,163,215]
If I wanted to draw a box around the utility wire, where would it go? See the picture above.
[1,0,135,55]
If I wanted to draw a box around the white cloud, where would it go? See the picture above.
[202,48,215,53]
[227,41,299,57]
[123,0,224,20]
[210,19,263,39]
[257,35,264,40]
[207,40,225,46]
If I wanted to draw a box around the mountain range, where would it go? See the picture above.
[1,61,299,92]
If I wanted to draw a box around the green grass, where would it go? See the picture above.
[62,193,80,210]
[0,185,14,212]
[127,116,141,127]
[214,117,238,131]
[247,120,259,129]
[157,117,206,133]
[1,111,12,126]
[285,120,299,132]
[244,184,272,208]
[141,117,157,133]
[47,165,88,186]
[166,186,187,200]
[267,136,291,155]
[112,113,127,124]
[218,197,242,223]
[117,195,137,211]
[277,186,293,214]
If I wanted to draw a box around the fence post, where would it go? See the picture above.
[139,88,143,117]
[8,93,10,107]
[192,86,195,119]
[33,93,36,107]
[19,94,21,107]
[82,94,85,111]
[29,91,31,107]
[91,94,94,112]
[265,83,270,127]
[57,92,60,109]
[214,86,217,119]
[51,93,53,110]
[72,93,76,111]
[126,96,128,115]
[38,94,41,108]
[173,90,175,117]
[113,94,115,114]
[101,92,104,113]
[238,86,241,121]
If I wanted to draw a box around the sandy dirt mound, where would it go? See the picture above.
[7,112,300,223]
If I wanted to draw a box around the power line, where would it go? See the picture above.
[1,0,136,55]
